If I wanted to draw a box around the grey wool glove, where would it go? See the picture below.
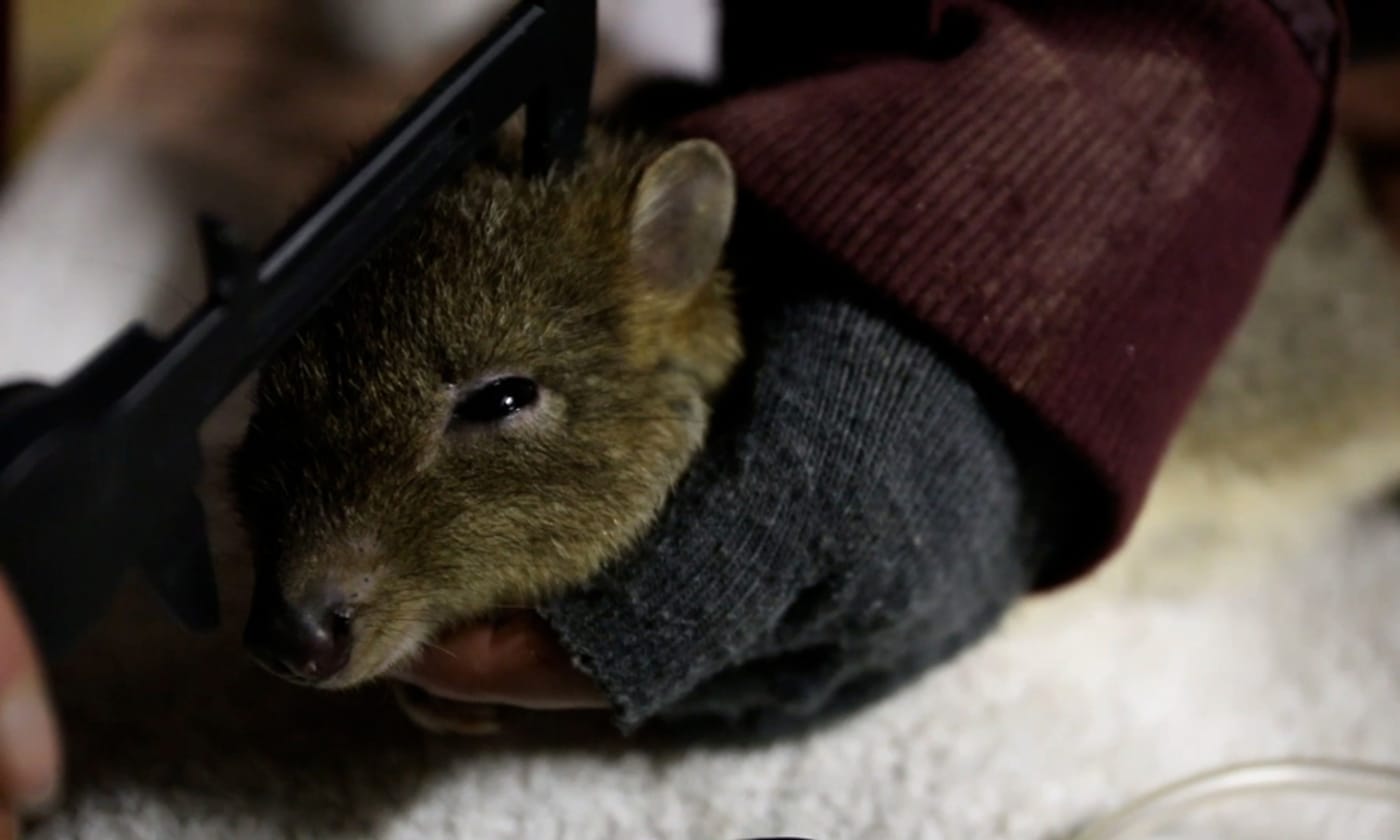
[540,249,1098,737]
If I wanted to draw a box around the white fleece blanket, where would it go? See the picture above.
[3,21,1399,838]
[29,503,1400,840]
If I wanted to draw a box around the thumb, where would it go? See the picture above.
[0,575,62,815]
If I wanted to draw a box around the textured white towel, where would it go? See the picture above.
[27,451,1400,839]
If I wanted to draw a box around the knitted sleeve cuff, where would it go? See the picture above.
[539,287,1083,733]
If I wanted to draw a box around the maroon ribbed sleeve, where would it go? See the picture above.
[673,0,1340,587]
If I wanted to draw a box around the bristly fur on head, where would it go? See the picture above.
[231,127,742,687]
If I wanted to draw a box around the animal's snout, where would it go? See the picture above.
[244,583,354,683]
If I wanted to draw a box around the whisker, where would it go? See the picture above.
[420,640,457,659]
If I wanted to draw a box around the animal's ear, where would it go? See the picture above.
[628,139,736,295]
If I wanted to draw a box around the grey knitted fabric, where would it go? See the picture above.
[541,272,1092,737]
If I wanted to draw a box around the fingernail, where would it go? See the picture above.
[0,674,61,814]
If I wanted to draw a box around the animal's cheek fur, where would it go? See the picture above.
[323,548,558,687]
[286,540,484,687]
[324,592,442,688]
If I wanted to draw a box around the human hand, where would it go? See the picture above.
[0,576,61,838]
[44,0,719,236]
[391,610,606,729]
[47,0,461,235]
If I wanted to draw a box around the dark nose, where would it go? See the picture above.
[243,584,353,683]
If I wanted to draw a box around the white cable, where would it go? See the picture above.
[1068,759,1400,840]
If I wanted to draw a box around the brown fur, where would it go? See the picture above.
[230,129,742,688]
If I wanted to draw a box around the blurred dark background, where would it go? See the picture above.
[1348,0,1400,63]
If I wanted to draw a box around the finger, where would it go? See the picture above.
[0,578,61,815]
[394,611,607,710]
[0,806,14,840]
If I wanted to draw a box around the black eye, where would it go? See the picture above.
[451,376,539,425]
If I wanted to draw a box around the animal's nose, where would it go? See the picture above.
[243,585,353,683]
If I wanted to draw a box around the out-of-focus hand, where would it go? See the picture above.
[0,576,61,838]
[40,0,717,233]
[48,0,461,230]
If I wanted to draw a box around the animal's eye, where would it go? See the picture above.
[451,376,539,425]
